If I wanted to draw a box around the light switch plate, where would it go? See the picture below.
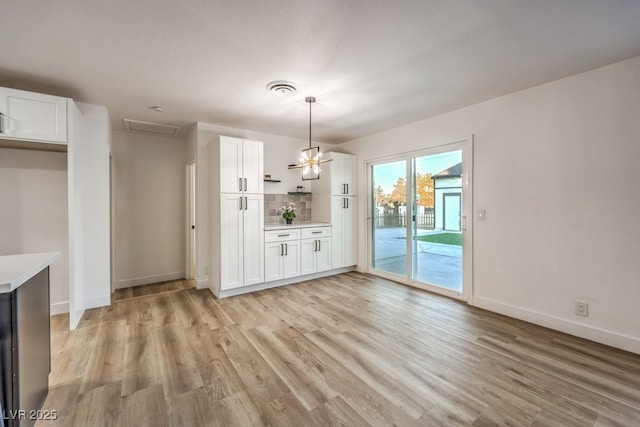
[478,209,486,220]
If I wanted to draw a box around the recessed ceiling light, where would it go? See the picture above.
[148,106,164,112]
[266,81,297,97]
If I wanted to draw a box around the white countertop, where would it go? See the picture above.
[0,252,61,294]
[265,221,331,231]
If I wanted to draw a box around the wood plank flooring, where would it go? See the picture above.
[38,273,640,426]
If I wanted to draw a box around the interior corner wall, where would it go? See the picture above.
[0,147,69,314]
[339,56,640,354]
[111,130,186,288]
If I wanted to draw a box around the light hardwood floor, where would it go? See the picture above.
[39,272,640,426]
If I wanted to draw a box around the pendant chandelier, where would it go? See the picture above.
[288,96,332,180]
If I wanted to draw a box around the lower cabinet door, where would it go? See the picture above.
[220,195,244,290]
[316,237,332,272]
[282,240,300,279]
[300,239,317,275]
[265,242,284,282]
[243,194,264,286]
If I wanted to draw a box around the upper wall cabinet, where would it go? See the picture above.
[0,87,68,144]
[218,136,264,194]
[318,152,357,196]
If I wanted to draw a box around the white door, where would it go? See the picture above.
[343,154,358,195]
[282,240,301,279]
[243,194,264,286]
[316,237,332,272]
[187,161,196,280]
[264,242,284,282]
[443,193,461,231]
[300,239,317,275]
[343,196,358,266]
[219,136,242,193]
[220,194,244,290]
[329,153,345,195]
[242,139,264,194]
[331,196,345,268]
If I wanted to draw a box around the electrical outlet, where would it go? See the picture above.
[575,301,589,317]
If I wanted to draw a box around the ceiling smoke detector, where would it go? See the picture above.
[266,80,297,97]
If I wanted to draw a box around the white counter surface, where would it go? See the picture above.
[265,221,331,231]
[0,252,61,294]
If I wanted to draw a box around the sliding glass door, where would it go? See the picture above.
[371,160,408,276]
[369,140,472,300]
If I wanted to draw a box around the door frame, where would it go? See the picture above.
[366,136,473,302]
[186,161,197,280]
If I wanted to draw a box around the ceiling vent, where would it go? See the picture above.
[266,80,297,97]
[123,119,182,137]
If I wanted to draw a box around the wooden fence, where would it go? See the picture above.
[373,210,435,229]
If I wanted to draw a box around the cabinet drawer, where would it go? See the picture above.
[301,227,331,239]
[265,229,300,242]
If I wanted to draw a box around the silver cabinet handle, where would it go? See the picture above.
[280,243,284,256]
[239,196,243,210]
[346,183,349,194]
[239,177,243,192]
[318,240,321,251]
[346,198,349,209]
[0,112,4,134]
[244,178,247,191]
[285,243,288,256]
[277,234,290,237]
[244,197,248,210]
[312,231,322,234]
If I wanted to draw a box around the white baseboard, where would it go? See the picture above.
[114,271,185,289]
[217,267,355,299]
[50,301,69,315]
[196,278,209,290]
[472,296,640,355]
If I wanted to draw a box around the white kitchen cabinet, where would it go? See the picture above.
[300,227,332,275]
[321,152,357,196]
[0,87,68,144]
[264,230,300,282]
[330,196,357,268]
[212,136,265,294]
[312,152,358,269]
[219,192,264,290]
[219,135,263,194]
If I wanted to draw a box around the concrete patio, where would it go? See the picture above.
[372,227,463,292]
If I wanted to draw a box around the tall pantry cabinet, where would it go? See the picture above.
[211,136,264,294]
[311,152,358,268]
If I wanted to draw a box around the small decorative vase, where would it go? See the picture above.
[286,218,293,224]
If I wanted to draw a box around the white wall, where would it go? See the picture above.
[0,148,69,313]
[111,130,186,288]
[68,102,111,326]
[340,56,640,353]
[191,122,313,290]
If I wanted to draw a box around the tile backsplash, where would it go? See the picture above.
[265,193,312,224]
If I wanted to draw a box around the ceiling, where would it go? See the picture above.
[1,1,640,144]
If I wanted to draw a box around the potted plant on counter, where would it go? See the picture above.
[281,202,296,224]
